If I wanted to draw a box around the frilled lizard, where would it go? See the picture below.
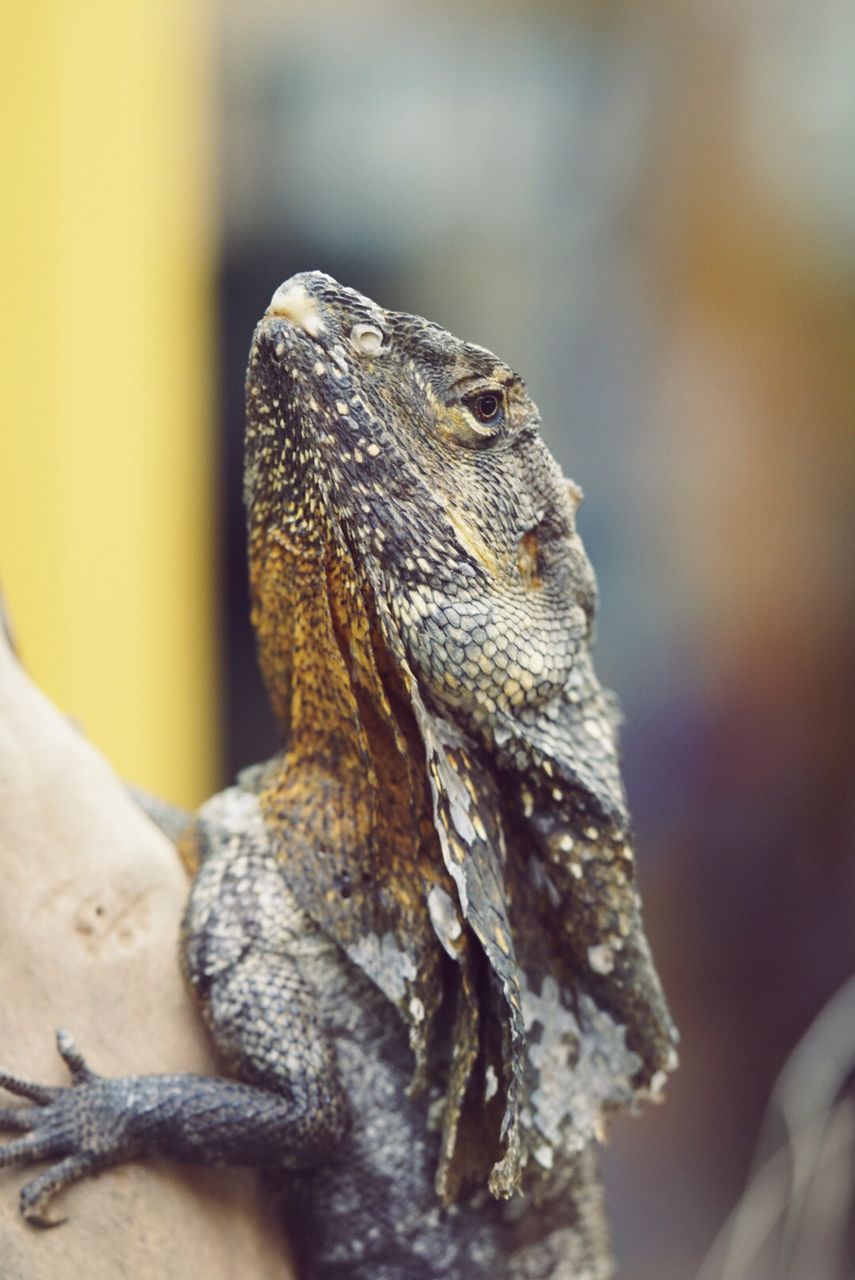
[0,273,677,1278]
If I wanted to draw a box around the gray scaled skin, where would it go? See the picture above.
[0,273,678,1280]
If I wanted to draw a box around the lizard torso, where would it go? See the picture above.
[186,786,614,1280]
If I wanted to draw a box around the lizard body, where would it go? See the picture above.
[0,273,677,1277]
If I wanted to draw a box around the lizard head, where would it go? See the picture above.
[247,270,597,726]
[245,271,677,1199]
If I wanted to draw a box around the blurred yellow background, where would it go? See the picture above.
[0,0,216,805]
[2,1,854,1274]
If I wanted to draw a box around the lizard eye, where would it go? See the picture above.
[464,390,505,429]
[350,323,386,356]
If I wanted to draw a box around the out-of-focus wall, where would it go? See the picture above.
[216,1,855,1275]
[0,0,217,807]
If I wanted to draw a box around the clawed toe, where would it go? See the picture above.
[54,1030,98,1086]
[20,1185,68,1229]
[0,1070,57,1105]
[0,1030,97,1112]
[19,1153,101,1227]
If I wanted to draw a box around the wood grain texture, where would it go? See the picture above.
[0,630,290,1279]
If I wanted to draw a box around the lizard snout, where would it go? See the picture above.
[266,281,326,337]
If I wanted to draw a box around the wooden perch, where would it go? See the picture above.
[0,628,290,1279]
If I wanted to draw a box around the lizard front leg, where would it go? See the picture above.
[0,788,348,1226]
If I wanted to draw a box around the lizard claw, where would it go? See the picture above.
[54,1029,99,1086]
[19,1154,102,1227]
